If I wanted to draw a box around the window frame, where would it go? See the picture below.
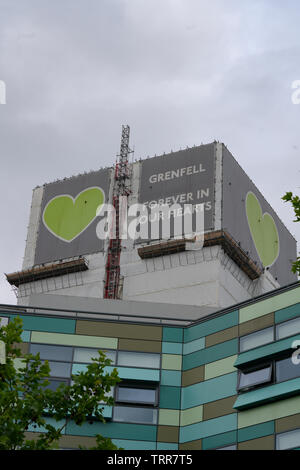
[115,380,159,407]
[237,362,273,392]
[239,326,275,353]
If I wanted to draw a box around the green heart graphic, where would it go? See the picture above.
[43,187,105,242]
[246,192,280,267]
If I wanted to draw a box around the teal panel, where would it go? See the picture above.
[101,405,113,419]
[72,364,160,382]
[234,334,300,368]
[183,337,205,356]
[159,386,181,409]
[66,420,157,441]
[163,327,183,343]
[238,421,274,443]
[157,442,179,450]
[275,303,300,324]
[161,370,182,387]
[181,372,237,409]
[8,314,75,334]
[21,330,31,342]
[234,377,300,410]
[183,339,238,371]
[184,311,238,343]
[28,417,66,434]
[180,413,237,443]
[202,430,237,450]
[162,342,183,354]
[111,439,156,450]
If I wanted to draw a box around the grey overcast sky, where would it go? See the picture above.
[0,0,299,304]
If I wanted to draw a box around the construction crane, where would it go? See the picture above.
[103,125,132,299]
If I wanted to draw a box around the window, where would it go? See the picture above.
[238,364,272,391]
[116,384,157,405]
[47,361,72,378]
[45,378,69,391]
[0,317,9,327]
[113,406,158,425]
[276,317,300,341]
[239,327,274,353]
[73,347,116,364]
[276,429,300,450]
[30,344,73,362]
[276,357,300,383]
[117,351,160,369]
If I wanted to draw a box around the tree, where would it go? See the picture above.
[282,192,300,275]
[0,317,121,450]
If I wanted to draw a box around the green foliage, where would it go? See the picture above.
[0,317,121,450]
[282,192,300,275]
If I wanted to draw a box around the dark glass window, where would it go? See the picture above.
[238,365,272,391]
[276,357,300,383]
[113,406,158,424]
[45,378,69,391]
[48,361,72,378]
[116,385,157,405]
[30,344,73,362]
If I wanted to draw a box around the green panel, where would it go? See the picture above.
[161,370,181,386]
[234,377,300,411]
[180,405,203,426]
[234,334,300,367]
[238,395,300,429]
[181,372,237,409]
[183,339,238,371]
[179,413,237,443]
[72,364,160,382]
[111,439,156,450]
[159,409,180,426]
[204,355,237,380]
[162,342,183,354]
[101,405,113,419]
[239,287,300,324]
[184,311,238,343]
[157,442,178,450]
[31,331,118,349]
[275,303,300,324]
[8,314,75,334]
[163,327,183,343]
[183,337,205,356]
[162,354,182,371]
[66,420,157,440]
[238,421,274,443]
[159,386,181,409]
[202,430,237,450]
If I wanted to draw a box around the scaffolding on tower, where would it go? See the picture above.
[103,125,133,299]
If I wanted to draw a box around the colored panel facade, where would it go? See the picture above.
[2,282,300,450]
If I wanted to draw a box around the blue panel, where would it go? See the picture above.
[112,439,157,450]
[21,330,31,342]
[183,337,205,356]
[181,372,237,409]
[184,311,238,342]
[238,421,274,443]
[162,342,183,354]
[202,430,237,450]
[159,386,181,409]
[180,414,237,443]
[161,370,182,387]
